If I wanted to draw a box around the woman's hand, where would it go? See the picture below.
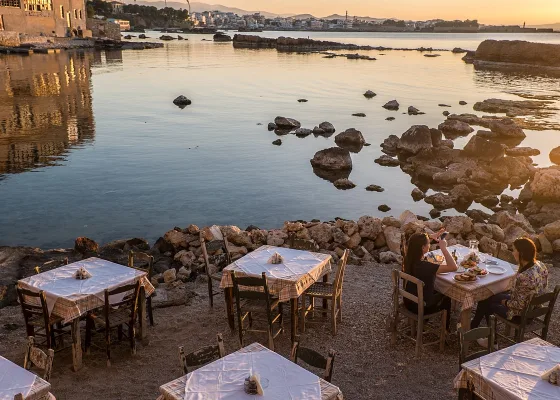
[428,228,445,242]
[438,238,448,250]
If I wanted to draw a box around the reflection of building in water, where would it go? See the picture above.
[0,52,95,176]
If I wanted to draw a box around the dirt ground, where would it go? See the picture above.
[1,262,559,400]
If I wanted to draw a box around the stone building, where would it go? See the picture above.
[0,0,87,37]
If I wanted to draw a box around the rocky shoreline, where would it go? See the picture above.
[0,38,163,54]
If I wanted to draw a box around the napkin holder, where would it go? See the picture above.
[541,364,560,385]
[267,252,284,265]
[244,375,264,395]
[74,266,92,280]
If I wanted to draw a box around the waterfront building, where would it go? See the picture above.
[107,0,123,14]
[106,17,129,31]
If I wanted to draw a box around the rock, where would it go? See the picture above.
[294,128,313,137]
[474,40,560,68]
[444,216,473,235]
[450,184,474,204]
[500,194,514,204]
[335,128,366,146]
[173,95,192,106]
[465,209,491,223]
[490,224,505,242]
[462,135,505,160]
[543,220,560,242]
[424,54,441,58]
[284,221,304,233]
[177,266,191,281]
[345,232,362,249]
[74,237,99,254]
[386,117,396,121]
[272,139,282,145]
[488,119,526,138]
[310,147,352,171]
[319,121,336,133]
[459,101,467,105]
[479,195,500,208]
[223,226,253,248]
[358,216,383,239]
[383,226,402,254]
[379,251,402,264]
[538,233,553,254]
[174,250,196,267]
[352,113,367,117]
[375,155,401,167]
[504,225,530,247]
[553,239,560,252]
[443,111,450,116]
[430,128,443,147]
[439,139,454,148]
[228,244,248,256]
[274,116,301,129]
[474,223,493,238]
[438,119,474,138]
[364,90,377,98]
[425,193,455,210]
[494,211,534,233]
[308,223,333,245]
[429,209,441,218]
[164,230,190,249]
[267,230,287,246]
[139,34,147,39]
[550,147,560,165]
[505,147,540,157]
[425,220,443,231]
[530,167,560,201]
[378,204,391,212]
[397,125,434,154]
[251,229,268,246]
[380,135,400,154]
[408,106,421,115]
[333,178,356,190]
[382,217,400,228]
[383,100,400,110]
[332,228,350,244]
[411,188,425,201]
[268,122,277,131]
[366,184,385,192]
[476,130,498,139]
[177,35,185,40]
[163,268,177,283]
[479,236,499,255]
[297,99,308,103]
[160,35,175,41]
[452,48,468,53]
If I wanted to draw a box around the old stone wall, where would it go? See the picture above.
[0,31,20,46]
[87,18,121,41]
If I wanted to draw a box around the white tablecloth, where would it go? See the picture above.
[184,343,321,400]
[0,356,41,400]
[220,246,332,302]
[466,343,560,400]
[433,245,516,311]
[18,257,153,320]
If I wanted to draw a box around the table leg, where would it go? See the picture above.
[290,298,298,343]
[71,318,82,372]
[322,273,329,317]
[225,287,234,330]
[460,307,472,332]
[138,286,148,344]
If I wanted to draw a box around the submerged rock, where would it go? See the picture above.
[375,155,401,167]
[364,90,377,98]
[352,113,367,117]
[397,125,434,154]
[335,128,366,146]
[366,184,385,192]
[173,95,192,107]
[275,116,301,129]
[310,147,352,170]
[272,139,282,145]
[438,119,474,138]
[294,128,313,137]
[462,136,505,160]
[319,121,336,133]
[383,100,400,111]
[333,178,356,190]
[378,204,391,212]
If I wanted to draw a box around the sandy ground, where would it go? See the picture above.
[1,262,559,400]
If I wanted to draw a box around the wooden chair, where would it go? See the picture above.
[23,336,54,382]
[232,271,283,350]
[459,315,495,367]
[17,288,70,350]
[290,342,336,383]
[494,285,560,344]
[390,269,447,357]
[85,281,141,366]
[34,257,69,275]
[200,233,232,307]
[128,250,155,326]
[178,333,226,374]
[300,250,349,336]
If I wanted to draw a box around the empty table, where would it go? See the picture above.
[220,246,332,342]
[159,342,343,400]
[18,257,155,371]
[0,356,54,400]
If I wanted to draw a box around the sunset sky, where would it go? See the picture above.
[199,0,560,25]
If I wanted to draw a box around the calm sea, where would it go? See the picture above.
[1,31,560,248]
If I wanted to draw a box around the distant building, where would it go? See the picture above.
[107,18,129,31]
[0,0,87,37]
[108,0,123,14]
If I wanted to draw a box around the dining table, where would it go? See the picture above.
[432,244,517,330]
[0,355,54,400]
[17,257,155,371]
[454,337,560,400]
[219,245,333,342]
[159,342,343,400]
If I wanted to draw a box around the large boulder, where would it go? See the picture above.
[383,100,400,110]
[530,167,560,201]
[550,147,560,165]
[334,128,365,146]
[444,216,473,235]
[383,226,402,254]
[75,237,99,254]
[267,230,287,246]
[489,119,526,138]
[222,225,253,248]
[310,147,352,170]
[543,220,560,242]
[462,135,505,160]
[474,40,560,68]
[308,223,333,245]
[397,125,434,155]
[319,121,336,133]
[503,225,530,247]
[381,135,400,155]
[173,95,192,107]
[164,230,190,249]
[494,211,534,233]
[505,147,540,157]
[274,116,301,129]
[358,216,383,239]
[438,119,474,138]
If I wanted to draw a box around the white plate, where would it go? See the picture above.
[438,272,450,275]
[455,266,466,273]
[487,266,507,275]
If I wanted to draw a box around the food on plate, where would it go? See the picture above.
[463,252,481,263]
[460,259,478,269]
[454,272,477,282]
[470,266,488,276]
[426,253,445,264]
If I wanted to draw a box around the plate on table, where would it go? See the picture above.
[455,266,466,273]
[453,274,477,283]
[487,266,507,275]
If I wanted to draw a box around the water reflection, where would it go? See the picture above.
[0,52,96,177]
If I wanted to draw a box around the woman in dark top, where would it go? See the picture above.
[403,232,458,329]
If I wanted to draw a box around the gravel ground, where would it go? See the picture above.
[1,262,559,400]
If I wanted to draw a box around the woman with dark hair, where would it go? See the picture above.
[403,232,458,330]
[471,238,548,338]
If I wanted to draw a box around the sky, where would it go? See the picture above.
[200,0,560,25]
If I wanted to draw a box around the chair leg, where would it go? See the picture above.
[117,325,123,341]
[330,298,337,336]
[391,310,399,345]
[129,323,136,355]
[337,295,342,322]
[106,327,111,367]
[85,318,92,354]
[440,310,447,352]
[300,295,306,333]
[237,313,244,348]
[147,297,154,326]
[267,319,274,351]
[410,318,417,338]
[56,322,65,348]
[278,302,284,333]
[415,319,423,357]
[208,279,214,308]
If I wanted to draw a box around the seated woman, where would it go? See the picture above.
[403,232,458,330]
[471,237,549,333]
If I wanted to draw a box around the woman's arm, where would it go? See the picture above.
[505,273,530,310]
[437,239,458,273]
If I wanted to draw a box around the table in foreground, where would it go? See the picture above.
[220,245,332,343]
[433,245,516,330]
[0,356,54,400]
[454,338,560,400]
[159,342,343,400]
[17,257,155,371]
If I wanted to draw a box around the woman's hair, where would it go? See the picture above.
[403,233,429,275]
[513,237,537,273]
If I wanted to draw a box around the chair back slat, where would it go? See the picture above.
[459,316,495,366]
[334,250,349,295]
[17,288,51,334]
[23,336,54,382]
[398,288,419,304]
[290,342,336,382]
[128,251,154,279]
[179,333,225,374]
[200,234,232,277]
[393,270,425,313]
